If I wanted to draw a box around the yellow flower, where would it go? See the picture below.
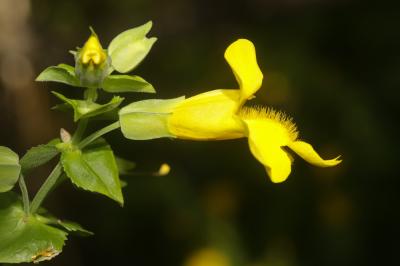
[79,32,107,66]
[167,39,341,183]
[74,29,110,87]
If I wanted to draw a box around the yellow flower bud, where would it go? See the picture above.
[80,34,107,66]
[74,28,111,87]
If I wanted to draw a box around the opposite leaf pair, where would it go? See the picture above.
[37,21,157,121]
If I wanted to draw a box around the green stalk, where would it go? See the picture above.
[30,162,63,214]
[78,121,120,149]
[72,87,97,143]
[72,118,88,144]
[18,175,30,215]
[84,87,98,102]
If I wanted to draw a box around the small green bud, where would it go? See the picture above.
[60,128,72,143]
[75,28,111,87]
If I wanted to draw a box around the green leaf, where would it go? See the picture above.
[52,91,124,121]
[36,214,93,236]
[115,156,136,175]
[119,96,185,140]
[102,74,155,93]
[0,193,67,263]
[36,64,80,87]
[20,139,61,174]
[0,146,21,192]
[61,139,123,205]
[55,220,93,236]
[108,21,157,73]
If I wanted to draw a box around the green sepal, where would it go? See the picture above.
[61,139,124,205]
[20,139,61,174]
[108,21,157,73]
[119,96,185,140]
[36,64,80,87]
[102,74,155,93]
[52,91,124,121]
[0,193,67,263]
[0,146,21,192]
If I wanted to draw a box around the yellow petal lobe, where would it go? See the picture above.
[242,109,295,183]
[168,89,246,140]
[288,140,342,167]
[248,138,292,183]
[224,39,263,104]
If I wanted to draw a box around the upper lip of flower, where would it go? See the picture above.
[223,39,264,107]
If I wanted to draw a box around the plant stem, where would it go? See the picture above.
[84,87,98,102]
[72,118,88,144]
[30,162,63,214]
[78,121,120,149]
[18,175,30,215]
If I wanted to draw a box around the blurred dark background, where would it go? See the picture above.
[1,0,399,265]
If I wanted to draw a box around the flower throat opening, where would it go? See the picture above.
[238,106,299,141]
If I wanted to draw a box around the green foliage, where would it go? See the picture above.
[61,139,123,205]
[54,220,93,236]
[36,213,93,236]
[108,21,157,73]
[119,96,185,140]
[52,91,124,121]
[36,64,79,87]
[0,146,21,192]
[0,193,67,263]
[2,22,160,263]
[20,139,61,174]
[102,74,155,93]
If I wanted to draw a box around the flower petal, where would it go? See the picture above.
[80,29,107,66]
[224,39,263,104]
[244,115,294,182]
[288,140,342,167]
[248,138,292,183]
[168,89,246,140]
